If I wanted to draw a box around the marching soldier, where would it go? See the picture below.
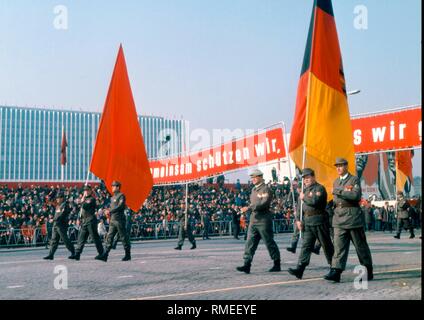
[394,191,415,239]
[236,169,281,274]
[97,181,131,262]
[174,205,197,250]
[43,193,76,260]
[286,184,321,254]
[324,158,373,283]
[288,168,334,279]
[201,210,210,240]
[70,185,104,261]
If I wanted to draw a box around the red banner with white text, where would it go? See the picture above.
[352,106,421,154]
[149,127,286,185]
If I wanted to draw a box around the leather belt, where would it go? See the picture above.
[304,210,325,217]
[336,203,359,208]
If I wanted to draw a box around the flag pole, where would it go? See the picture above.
[61,126,64,182]
[185,182,189,230]
[299,72,313,239]
[281,122,297,231]
[298,4,318,240]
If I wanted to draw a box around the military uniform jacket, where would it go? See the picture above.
[201,213,210,226]
[332,173,363,228]
[296,182,328,226]
[109,192,126,220]
[53,202,70,226]
[397,197,410,219]
[80,196,96,221]
[248,183,273,224]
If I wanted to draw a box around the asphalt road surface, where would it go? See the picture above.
[0,231,421,300]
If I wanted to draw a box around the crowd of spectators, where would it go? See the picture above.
[0,179,296,246]
[1,179,421,247]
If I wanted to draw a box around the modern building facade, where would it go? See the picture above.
[0,106,188,182]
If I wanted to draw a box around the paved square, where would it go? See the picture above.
[0,232,421,300]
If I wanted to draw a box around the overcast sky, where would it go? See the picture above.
[0,0,421,175]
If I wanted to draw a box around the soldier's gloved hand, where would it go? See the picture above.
[332,188,343,196]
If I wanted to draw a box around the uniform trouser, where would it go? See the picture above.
[106,218,131,252]
[112,222,132,247]
[233,221,240,238]
[202,224,210,239]
[331,227,373,271]
[76,219,104,255]
[243,221,281,264]
[49,223,75,256]
[396,218,414,235]
[298,223,334,266]
[289,224,321,250]
[244,223,249,240]
[177,224,196,247]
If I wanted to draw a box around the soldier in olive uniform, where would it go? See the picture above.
[201,210,210,240]
[286,184,321,254]
[43,193,76,260]
[324,158,373,283]
[97,181,131,262]
[288,168,334,279]
[70,185,104,261]
[174,206,197,250]
[394,191,415,239]
[236,169,281,274]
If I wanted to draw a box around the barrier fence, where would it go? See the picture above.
[0,219,295,249]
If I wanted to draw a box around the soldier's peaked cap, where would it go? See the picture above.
[112,180,121,187]
[301,168,315,177]
[249,169,264,177]
[334,157,348,166]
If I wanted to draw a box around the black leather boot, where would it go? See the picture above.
[366,265,374,281]
[394,233,400,239]
[174,245,182,250]
[236,263,251,274]
[324,268,342,282]
[286,247,296,254]
[96,250,108,262]
[269,259,281,272]
[288,264,307,279]
[190,242,197,250]
[312,246,321,255]
[70,252,81,261]
[43,254,54,260]
[122,248,131,261]
[68,251,77,259]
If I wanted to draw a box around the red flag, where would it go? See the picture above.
[60,127,67,166]
[90,45,153,211]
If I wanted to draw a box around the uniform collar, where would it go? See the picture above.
[254,182,264,189]
[340,173,349,181]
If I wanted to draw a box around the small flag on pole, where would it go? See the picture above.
[60,126,67,166]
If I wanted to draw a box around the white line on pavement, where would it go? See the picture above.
[117,275,134,279]
[130,267,421,300]
[6,285,25,289]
